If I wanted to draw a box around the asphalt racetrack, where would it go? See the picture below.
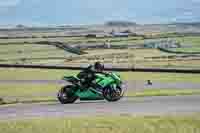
[0,80,200,120]
[0,95,200,121]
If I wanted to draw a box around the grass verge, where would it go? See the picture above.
[126,89,200,97]
[1,68,200,83]
[121,72,200,83]
[0,84,59,105]
[0,114,200,133]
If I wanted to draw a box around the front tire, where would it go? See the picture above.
[57,85,78,104]
[103,85,122,102]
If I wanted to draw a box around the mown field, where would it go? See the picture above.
[1,68,200,82]
[175,36,200,47]
[0,36,199,46]
[0,36,143,44]
[70,48,200,69]
[0,44,75,64]
[170,47,200,53]
[1,43,200,68]
[0,36,200,67]
[0,114,200,133]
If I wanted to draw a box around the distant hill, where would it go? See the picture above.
[105,21,137,27]
[169,22,200,26]
[16,24,27,29]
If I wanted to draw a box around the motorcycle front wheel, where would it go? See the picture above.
[103,85,123,102]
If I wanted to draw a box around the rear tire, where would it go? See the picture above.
[57,85,78,104]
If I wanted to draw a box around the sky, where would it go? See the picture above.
[0,0,200,26]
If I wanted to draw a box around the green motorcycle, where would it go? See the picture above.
[57,71,126,104]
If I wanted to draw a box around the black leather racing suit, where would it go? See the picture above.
[77,65,106,89]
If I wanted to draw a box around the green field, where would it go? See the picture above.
[0,36,143,44]
[0,35,200,46]
[126,89,200,97]
[0,44,75,64]
[174,36,200,47]
[171,47,200,53]
[0,68,200,82]
[0,36,200,68]
[0,114,200,133]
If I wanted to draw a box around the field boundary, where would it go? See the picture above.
[0,64,200,73]
[158,47,200,54]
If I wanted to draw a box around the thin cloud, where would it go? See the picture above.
[192,0,200,2]
[191,0,200,5]
[0,0,21,7]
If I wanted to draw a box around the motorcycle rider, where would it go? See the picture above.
[87,61,104,73]
[77,61,106,89]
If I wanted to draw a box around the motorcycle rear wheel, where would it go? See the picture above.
[57,85,78,104]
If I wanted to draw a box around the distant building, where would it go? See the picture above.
[110,31,129,37]
[143,40,181,48]
[16,24,26,29]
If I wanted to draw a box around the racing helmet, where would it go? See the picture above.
[94,61,104,71]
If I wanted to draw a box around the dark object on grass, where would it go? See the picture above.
[0,98,5,105]
[85,34,97,38]
[147,80,152,85]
